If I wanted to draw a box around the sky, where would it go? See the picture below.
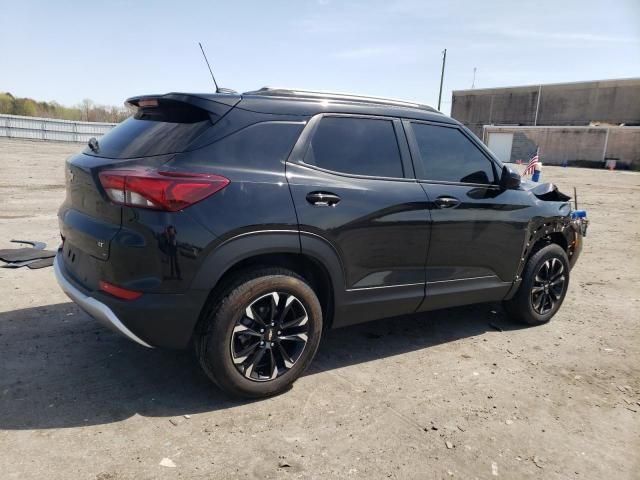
[1,0,639,114]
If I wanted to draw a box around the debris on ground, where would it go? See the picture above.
[9,239,46,250]
[0,240,55,269]
[159,458,176,468]
[27,257,55,269]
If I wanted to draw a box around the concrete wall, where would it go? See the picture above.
[606,128,640,168]
[453,78,640,137]
[484,126,640,170]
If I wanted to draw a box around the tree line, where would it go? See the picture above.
[0,92,131,123]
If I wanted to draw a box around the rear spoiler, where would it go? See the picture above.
[125,92,241,117]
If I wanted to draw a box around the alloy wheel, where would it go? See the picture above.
[531,257,566,315]
[230,292,309,382]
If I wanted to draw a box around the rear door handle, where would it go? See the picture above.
[306,191,341,206]
[434,196,460,208]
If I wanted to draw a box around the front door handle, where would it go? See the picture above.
[306,191,341,206]
[434,196,460,208]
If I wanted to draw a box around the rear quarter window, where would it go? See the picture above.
[197,122,305,167]
[173,121,306,169]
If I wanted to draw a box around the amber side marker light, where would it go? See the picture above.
[99,281,143,301]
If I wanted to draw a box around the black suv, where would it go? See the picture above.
[55,88,587,397]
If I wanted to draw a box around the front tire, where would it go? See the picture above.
[196,268,323,398]
[504,244,570,325]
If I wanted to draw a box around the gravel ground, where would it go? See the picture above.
[0,138,638,479]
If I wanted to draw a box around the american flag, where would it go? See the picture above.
[523,151,539,176]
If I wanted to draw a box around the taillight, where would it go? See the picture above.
[99,281,142,301]
[98,168,229,212]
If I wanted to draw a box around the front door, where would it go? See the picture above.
[404,120,531,311]
[287,114,431,326]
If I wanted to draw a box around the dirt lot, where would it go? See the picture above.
[0,137,639,479]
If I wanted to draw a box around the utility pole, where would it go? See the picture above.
[437,49,447,111]
[472,67,477,89]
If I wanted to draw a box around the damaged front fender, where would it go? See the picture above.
[503,182,588,300]
[529,182,572,202]
[519,179,572,202]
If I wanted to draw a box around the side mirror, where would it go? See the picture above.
[499,165,521,190]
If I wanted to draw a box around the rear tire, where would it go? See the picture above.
[196,268,322,398]
[503,244,570,325]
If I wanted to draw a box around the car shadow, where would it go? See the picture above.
[0,301,527,430]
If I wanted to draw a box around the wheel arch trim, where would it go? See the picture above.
[504,217,574,300]
[191,230,346,309]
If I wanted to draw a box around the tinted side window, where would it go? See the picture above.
[177,122,304,168]
[411,123,495,184]
[304,117,404,178]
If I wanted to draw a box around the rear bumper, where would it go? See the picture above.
[54,253,153,348]
[54,252,208,349]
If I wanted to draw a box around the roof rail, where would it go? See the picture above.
[243,87,439,113]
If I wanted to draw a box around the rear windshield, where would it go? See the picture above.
[85,100,214,159]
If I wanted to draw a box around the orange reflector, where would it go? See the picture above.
[99,281,143,300]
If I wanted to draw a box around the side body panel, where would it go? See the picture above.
[418,184,533,310]
[286,114,431,328]
[403,119,532,311]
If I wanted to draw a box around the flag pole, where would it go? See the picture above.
[533,147,542,182]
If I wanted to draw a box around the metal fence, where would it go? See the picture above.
[0,114,117,143]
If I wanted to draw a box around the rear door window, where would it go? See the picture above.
[410,123,496,184]
[85,100,214,159]
[304,116,404,178]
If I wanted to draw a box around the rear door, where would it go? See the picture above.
[404,120,531,311]
[286,114,431,327]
